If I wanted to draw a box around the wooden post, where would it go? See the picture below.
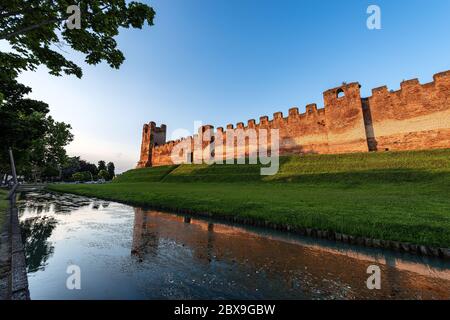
[8,147,18,185]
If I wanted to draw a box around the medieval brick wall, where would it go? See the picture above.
[365,70,450,151]
[323,83,369,154]
[137,70,450,168]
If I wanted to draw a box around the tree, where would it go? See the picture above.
[0,78,73,179]
[0,1,156,79]
[79,160,98,178]
[1,1,155,178]
[98,169,109,180]
[41,164,60,180]
[62,157,111,182]
[27,116,73,180]
[71,172,84,181]
[98,160,106,172]
[0,79,47,173]
[61,156,81,180]
[107,162,115,180]
[72,171,91,182]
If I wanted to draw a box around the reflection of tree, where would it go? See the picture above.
[20,216,57,273]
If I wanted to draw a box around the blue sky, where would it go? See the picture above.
[11,0,450,172]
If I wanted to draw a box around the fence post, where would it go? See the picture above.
[8,147,18,185]
[8,147,18,207]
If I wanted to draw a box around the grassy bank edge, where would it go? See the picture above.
[45,149,450,251]
[0,189,9,231]
[46,182,450,253]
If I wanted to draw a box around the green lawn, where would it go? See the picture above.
[0,189,8,230]
[48,149,450,248]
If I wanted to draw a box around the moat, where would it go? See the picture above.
[18,191,450,300]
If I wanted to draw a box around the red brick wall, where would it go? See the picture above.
[138,70,450,168]
[323,83,369,154]
[366,70,450,151]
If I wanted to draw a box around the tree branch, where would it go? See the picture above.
[0,4,114,40]
[0,18,65,40]
[0,3,44,19]
[0,10,26,19]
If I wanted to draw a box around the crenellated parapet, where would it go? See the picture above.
[363,70,450,151]
[367,71,450,117]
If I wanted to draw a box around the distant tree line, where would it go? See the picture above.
[62,158,115,182]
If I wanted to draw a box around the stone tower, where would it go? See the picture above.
[323,82,369,154]
[136,122,167,168]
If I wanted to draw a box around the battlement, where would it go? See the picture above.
[305,104,318,115]
[259,116,269,126]
[323,82,361,108]
[368,71,450,99]
[433,70,450,84]
[371,86,389,95]
[288,107,299,116]
[137,70,450,168]
[400,78,420,88]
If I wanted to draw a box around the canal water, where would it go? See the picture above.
[17,191,450,300]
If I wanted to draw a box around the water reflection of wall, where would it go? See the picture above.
[131,208,450,300]
[132,208,160,258]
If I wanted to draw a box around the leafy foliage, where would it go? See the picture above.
[98,160,106,172]
[0,1,154,181]
[106,161,115,179]
[98,169,109,180]
[72,171,91,182]
[0,78,73,179]
[0,0,156,78]
[62,156,115,181]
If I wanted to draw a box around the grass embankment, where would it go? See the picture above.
[48,149,450,248]
[0,189,9,231]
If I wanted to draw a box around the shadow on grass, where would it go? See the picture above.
[119,150,450,186]
[162,164,450,186]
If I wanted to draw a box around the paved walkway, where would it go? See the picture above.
[0,187,30,300]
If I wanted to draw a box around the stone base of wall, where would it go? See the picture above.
[374,129,450,152]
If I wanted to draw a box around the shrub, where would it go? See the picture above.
[98,170,109,180]
[72,171,92,182]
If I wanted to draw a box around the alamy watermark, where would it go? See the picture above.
[366,265,381,290]
[66,264,81,290]
[66,5,81,30]
[367,5,382,30]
